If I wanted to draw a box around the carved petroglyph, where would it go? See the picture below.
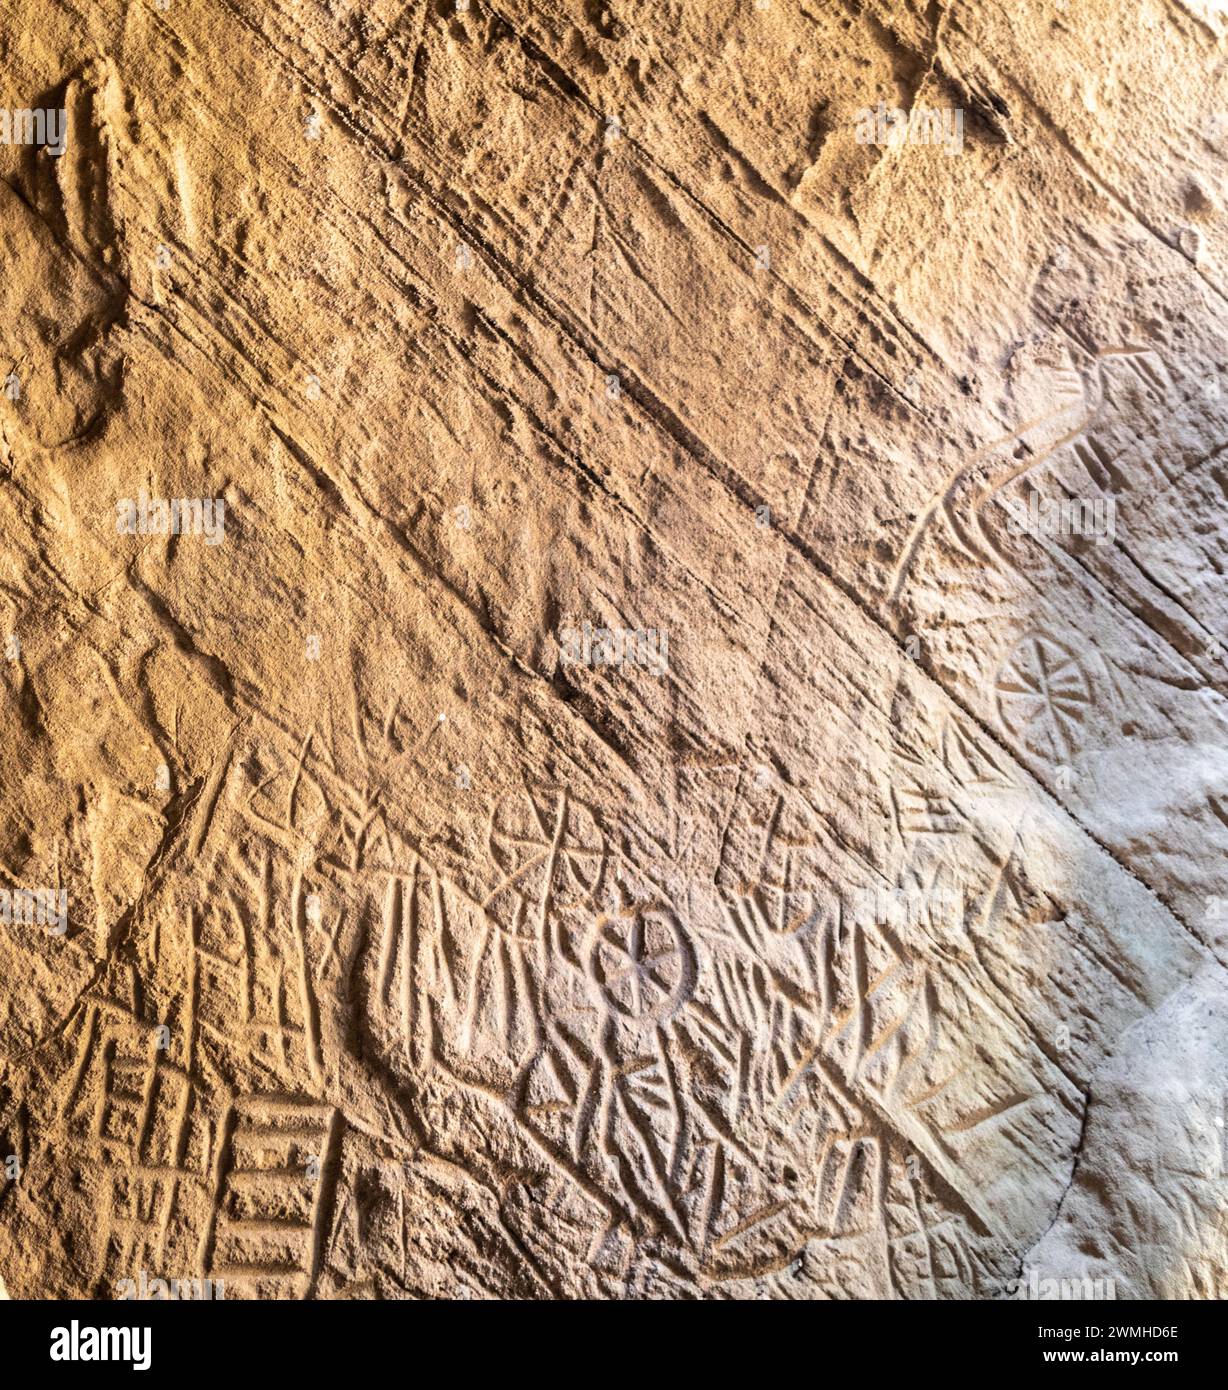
[1,1,1224,1305]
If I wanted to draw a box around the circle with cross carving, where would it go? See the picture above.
[587,907,695,1024]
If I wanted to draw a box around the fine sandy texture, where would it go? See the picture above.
[0,0,1226,1300]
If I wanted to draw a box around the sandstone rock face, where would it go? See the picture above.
[0,0,1224,1301]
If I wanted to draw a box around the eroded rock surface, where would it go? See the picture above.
[0,0,1226,1300]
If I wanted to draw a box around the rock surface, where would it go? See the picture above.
[0,0,1225,1299]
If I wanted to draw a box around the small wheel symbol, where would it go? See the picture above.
[995,633,1091,762]
[588,908,694,1023]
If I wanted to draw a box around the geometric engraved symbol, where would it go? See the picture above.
[994,632,1092,762]
[587,907,694,1024]
[206,1098,338,1299]
[489,790,605,911]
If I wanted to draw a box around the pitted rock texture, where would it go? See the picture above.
[0,0,1226,1300]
